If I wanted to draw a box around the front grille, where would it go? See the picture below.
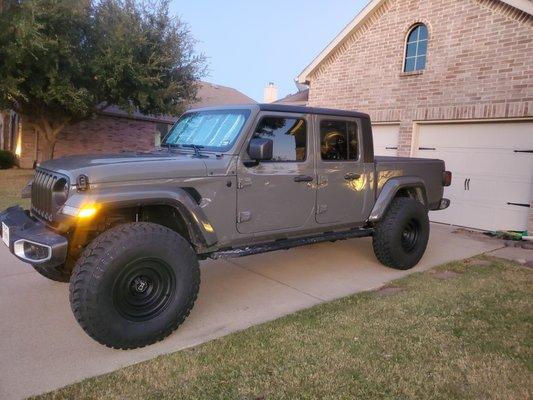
[31,168,67,222]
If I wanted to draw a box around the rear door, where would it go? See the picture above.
[315,116,370,224]
[236,112,316,234]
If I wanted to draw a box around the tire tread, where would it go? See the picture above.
[372,197,429,270]
[69,222,200,349]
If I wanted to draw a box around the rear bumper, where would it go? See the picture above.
[0,206,68,268]
[437,198,450,210]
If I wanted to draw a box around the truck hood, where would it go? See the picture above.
[39,151,208,184]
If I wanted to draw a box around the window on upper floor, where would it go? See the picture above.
[404,24,428,72]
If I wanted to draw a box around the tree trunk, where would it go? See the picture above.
[40,138,56,161]
[29,117,69,162]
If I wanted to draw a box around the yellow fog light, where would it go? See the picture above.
[78,206,98,219]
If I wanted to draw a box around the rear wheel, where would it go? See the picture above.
[372,197,429,270]
[69,222,200,349]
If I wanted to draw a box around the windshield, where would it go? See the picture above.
[163,109,250,152]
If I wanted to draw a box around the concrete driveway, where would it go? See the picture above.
[0,223,501,399]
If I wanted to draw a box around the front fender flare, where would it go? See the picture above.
[63,187,218,248]
[368,176,428,222]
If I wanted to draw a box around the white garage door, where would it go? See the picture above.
[372,124,399,156]
[414,120,533,232]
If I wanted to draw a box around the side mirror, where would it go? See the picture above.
[248,138,273,161]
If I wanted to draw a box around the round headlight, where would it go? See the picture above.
[52,178,69,206]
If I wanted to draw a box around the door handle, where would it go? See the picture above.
[344,173,361,180]
[294,175,314,183]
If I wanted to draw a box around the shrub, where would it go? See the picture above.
[0,150,16,169]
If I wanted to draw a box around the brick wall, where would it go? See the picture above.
[18,115,158,168]
[53,115,157,158]
[307,0,532,155]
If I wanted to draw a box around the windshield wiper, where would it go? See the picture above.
[161,142,180,153]
[181,144,208,158]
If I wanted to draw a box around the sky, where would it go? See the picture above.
[170,0,367,102]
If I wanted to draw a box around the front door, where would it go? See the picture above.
[236,112,315,234]
[315,116,369,224]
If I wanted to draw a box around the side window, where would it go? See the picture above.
[253,116,307,162]
[320,120,358,161]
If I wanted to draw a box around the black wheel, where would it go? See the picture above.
[372,197,429,270]
[69,222,200,349]
[32,263,71,282]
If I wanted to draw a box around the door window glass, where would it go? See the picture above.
[253,117,307,162]
[320,120,359,161]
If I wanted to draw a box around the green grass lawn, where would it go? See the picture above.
[0,168,33,210]
[34,257,532,400]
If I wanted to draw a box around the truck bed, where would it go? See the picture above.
[374,156,445,210]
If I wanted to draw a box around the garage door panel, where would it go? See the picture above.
[443,173,531,204]
[418,122,533,150]
[466,176,532,205]
[418,148,532,180]
[416,121,533,231]
[372,124,399,156]
[429,201,528,232]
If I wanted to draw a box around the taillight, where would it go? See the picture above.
[443,171,452,187]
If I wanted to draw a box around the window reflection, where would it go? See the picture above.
[254,117,307,162]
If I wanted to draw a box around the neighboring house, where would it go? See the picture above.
[275,89,310,106]
[189,81,256,109]
[0,81,255,169]
[296,0,533,232]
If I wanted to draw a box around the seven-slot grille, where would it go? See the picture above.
[31,168,66,221]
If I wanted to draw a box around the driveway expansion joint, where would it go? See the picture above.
[224,259,327,302]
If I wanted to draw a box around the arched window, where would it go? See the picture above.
[404,24,428,72]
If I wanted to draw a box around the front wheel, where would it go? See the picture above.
[372,197,430,270]
[69,222,200,349]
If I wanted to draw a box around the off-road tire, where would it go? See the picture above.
[372,197,430,270]
[69,222,200,349]
[32,263,71,282]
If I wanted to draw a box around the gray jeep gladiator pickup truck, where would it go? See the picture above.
[0,104,451,349]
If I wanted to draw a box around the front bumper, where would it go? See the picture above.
[0,206,68,268]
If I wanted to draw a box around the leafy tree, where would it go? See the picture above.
[0,0,205,159]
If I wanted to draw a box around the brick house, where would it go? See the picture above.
[296,0,533,232]
[0,81,255,169]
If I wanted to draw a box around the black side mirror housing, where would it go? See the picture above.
[248,138,273,161]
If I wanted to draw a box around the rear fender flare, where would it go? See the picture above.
[368,176,428,222]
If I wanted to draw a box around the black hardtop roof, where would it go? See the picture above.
[187,103,369,119]
[258,103,369,119]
